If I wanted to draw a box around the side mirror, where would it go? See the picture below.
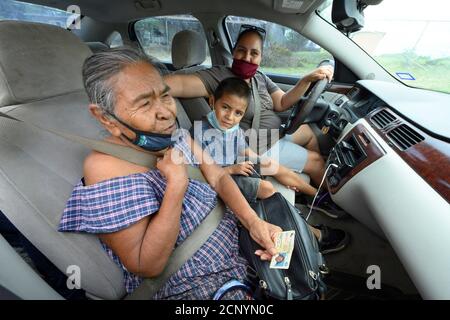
[331,0,382,34]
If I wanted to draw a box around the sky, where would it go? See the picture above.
[357,0,450,58]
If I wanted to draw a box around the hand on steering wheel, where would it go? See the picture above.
[283,60,334,135]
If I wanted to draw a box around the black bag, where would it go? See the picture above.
[239,192,328,300]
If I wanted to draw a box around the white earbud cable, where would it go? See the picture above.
[305,163,338,222]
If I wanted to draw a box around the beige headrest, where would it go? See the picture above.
[0,20,92,107]
[171,30,206,70]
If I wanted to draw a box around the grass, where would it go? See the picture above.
[261,52,450,94]
[375,54,450,94]
[261,49,333,77]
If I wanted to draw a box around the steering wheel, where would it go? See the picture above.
[282,60,334,135]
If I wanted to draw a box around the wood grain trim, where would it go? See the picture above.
[366,108,450,203]
[328,124,385,194]
[327,83,354,95]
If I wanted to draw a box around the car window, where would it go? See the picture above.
[318,0,450,94]
[0,0,78,29]
[225,15,333,77]
[134,15,211,66]
[108,31,123,48]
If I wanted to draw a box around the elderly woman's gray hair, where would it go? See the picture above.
[82,47,160,114]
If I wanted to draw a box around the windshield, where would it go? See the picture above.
[319,0,450,94]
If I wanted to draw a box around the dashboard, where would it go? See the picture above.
[317,80,450,299]
[322,80,450,203]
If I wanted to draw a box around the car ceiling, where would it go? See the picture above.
[22,0,327,23]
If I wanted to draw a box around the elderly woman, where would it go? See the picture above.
[58,47,282,299]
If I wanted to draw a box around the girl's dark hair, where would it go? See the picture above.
[214,77,251,107]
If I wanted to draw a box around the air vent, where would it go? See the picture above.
[387,124,425,150]
[371,109,396,129]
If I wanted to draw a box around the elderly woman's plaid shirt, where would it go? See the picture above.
[59,130,248,299]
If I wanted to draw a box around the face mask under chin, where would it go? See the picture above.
[107,112,177,152]
[207,110,240,133]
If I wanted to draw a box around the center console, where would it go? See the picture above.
[326,124,386,194]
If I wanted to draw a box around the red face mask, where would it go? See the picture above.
[231,59,259,79]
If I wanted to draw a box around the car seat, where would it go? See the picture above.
[0,20,194,300]
[171,30,212,123]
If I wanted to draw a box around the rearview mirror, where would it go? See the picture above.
[331,0,383,34]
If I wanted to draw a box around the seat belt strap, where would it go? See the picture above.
[0,110,224,299]
[0,111,205,182]
[251,77,261,131]
[126,200,225,300]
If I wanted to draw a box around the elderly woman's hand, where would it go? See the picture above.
[156,148,188,186]
[302,65,334,84]
[248,217,283,261]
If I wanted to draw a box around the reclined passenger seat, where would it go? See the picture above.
[0,21,165,300]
